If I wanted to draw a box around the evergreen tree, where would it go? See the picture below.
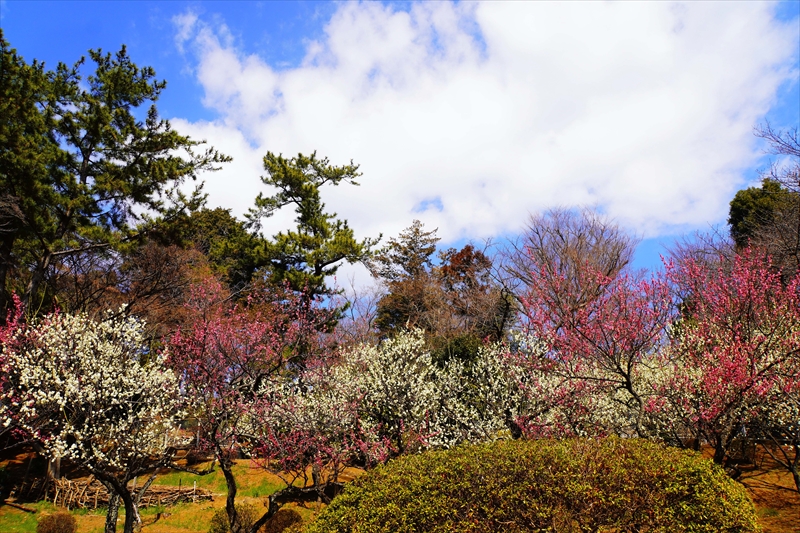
[368,220,440,334]
[370,221,512,363]
[154,207,259,292]
[248,152,379,298]
[728,178,792,248]
[729,125,800,279]
[0,33,229,316]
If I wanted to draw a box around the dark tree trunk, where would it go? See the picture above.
[29,443,60,480]
[23,251,51,311]
[247,495,281,533]
[100,476,141,533]
[118,484,138,533]
[104,489,120,533]
[0,245,11,320]
[219,454,286,533]
[220,458,241,533]
[713,441,726,465]
[0,196,21,320]
[133,470,159,510]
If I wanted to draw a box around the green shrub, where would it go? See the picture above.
[36,512,77,533]
[304,438,760,533]
[209,503,260,533]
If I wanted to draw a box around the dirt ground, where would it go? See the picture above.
[736,449,800,533]
[1,446,798,532]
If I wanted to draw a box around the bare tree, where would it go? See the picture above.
[757,123,800,177]
[750,123,800,278]
[668,227,735,266]
[728,125,800,281]
[330,277,385,348]
[42,242,205,347]
[500,207,640,323]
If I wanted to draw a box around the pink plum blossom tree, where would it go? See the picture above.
[166,278,337,533]
[661,249,800,471]
[518,255,674,438]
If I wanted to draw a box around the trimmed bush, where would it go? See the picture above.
[263,509,304,533]
[304,438,760,533]
[209,503,260,533]
[36,512,77,533]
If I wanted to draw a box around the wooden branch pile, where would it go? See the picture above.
[47,477,213,510]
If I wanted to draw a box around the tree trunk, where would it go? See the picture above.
[247,494,281,533]
[118,484,138,533]
[0,240,12,319]
[100,477,141,533]
[219,453,286,533]
[220,459,240,533]
[133,470,159,510]
[0,197,21,319]
[29,443,60,480]
[23,251,51,311]
[104,489,120,533]
[785,443,800,494]
[48,456,61,481]
[713,441,726,465]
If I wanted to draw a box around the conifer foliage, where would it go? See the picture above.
[0,32,229,316]
[248,152,379,298]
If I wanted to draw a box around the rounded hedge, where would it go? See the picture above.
[208,503,260,533]
[304,438,759,533]
[36,512,77,533]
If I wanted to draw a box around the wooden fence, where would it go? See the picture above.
[47,477,213,510]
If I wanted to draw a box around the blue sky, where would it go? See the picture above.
[3,1,799,278]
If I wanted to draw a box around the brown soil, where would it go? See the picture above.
[735,449,800,533]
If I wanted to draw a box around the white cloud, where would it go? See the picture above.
[172,10,198,54]
[172,1,798,245]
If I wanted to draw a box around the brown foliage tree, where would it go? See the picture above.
[369,221,513,363]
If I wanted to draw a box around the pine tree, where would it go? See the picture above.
[0,33,229,316]
[248,151,379,297]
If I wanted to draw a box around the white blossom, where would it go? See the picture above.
[1,312,184,472]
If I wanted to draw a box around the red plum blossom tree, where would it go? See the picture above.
[166,278,335,533]
[661,249,800,471]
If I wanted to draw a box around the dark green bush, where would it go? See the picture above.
[36,512,77,533]
[209,503,260,533]
[304,438,760,533]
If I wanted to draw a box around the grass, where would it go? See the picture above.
[0,496,297,533]
[152,460,286,497]
[0,459,308,533]
[153,465,229,495]
[0,501,58,533]
[759,507,781,518]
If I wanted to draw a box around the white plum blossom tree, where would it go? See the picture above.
[433,338,534,446]
[326,329,439,456]
[0,311,184,533]
[316,329,546,455]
